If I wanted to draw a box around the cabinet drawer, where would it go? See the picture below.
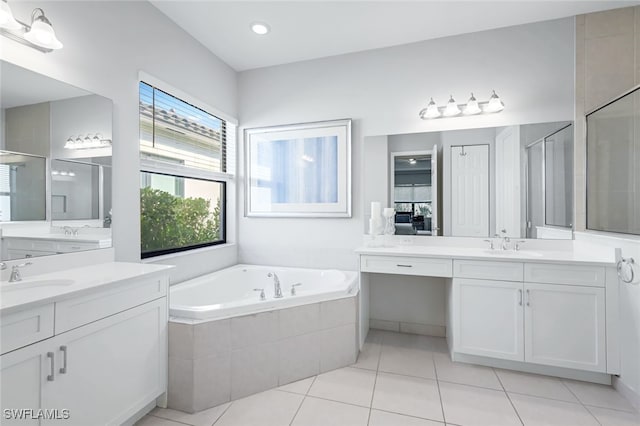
[55,275,168,334]
[524,263,605,287]
[361,255,452,277]
[454,260,523,282]
[1,304,54,354]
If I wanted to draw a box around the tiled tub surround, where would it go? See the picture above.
[168,295,358,413]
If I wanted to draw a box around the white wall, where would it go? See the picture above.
[238,17,575,271]
[1,1,238,281]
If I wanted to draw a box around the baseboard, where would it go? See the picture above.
[370,319,446,337]
[121,400,157,426]
[613,376,640,412]
[452,352,612,385]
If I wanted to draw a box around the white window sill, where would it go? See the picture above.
[142,242,237,264]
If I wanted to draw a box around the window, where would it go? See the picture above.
[139,81,231,258]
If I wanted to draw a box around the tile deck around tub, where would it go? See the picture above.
[138,330,640,426]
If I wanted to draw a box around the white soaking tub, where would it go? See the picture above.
[170,264,358,321]
[167,264,360,413]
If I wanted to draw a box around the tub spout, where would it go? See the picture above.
[268,272,283,298]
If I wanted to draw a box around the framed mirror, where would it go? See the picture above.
[380,120,573,239]
[0,60,113,261]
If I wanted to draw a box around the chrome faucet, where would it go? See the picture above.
[9,262,32,282]
[500,229,511,251]
[267,272,283,298]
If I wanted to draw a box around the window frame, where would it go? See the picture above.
[138,74,236,259]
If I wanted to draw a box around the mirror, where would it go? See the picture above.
[380,121,574,239]
[0,60,113,260]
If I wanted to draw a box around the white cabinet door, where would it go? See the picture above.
[43,298,167,426]
[524,283,606,372]
[0,339,52,426]
[453,278,524,361]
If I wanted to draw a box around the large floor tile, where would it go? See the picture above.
[509,393,599,426]
[368,409,444,426]
[496,369,578,403]
[134,416,183,426]
[291,396,369,426]
[277,376,316,395]
[378,345,436,379]
[439,381,521,426]
[372,372,443,422]
[308,367,376,407]
[215,389,303,426]
[587,405,640,426]
[563,380,636,412]
[150,403,230,426]
[433,353,502,390]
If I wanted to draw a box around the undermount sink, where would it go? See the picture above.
[483,249,543,257]
[1,279,75,292]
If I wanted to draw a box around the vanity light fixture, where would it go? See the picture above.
[0,0,20,30]
[0,3,63,52]
[251,22,270,35]
[64,134,112,150]
[419,90,505,120]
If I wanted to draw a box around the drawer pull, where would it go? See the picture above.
[518,289,523,306]
[526,289,531,307]
[396,264,413,268]
[59,345,68,374]
[47,352,55,381]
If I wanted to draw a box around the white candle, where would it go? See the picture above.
[383,207,395,218]
[371,201,381,219]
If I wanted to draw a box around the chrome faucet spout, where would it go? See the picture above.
[268,272,283,298]
[9,262,32,283]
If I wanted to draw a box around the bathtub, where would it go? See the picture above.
[170,264,358,321]
[167,264,360,413]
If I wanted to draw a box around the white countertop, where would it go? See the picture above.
[0,262,173,315]
[356,237,616,266]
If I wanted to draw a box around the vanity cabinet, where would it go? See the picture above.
[452,267,607,373]
[0,268,169,426]
[452,278,524,361]
[524,282,606,372]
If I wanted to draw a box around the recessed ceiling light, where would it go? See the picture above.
[251,22,270,35]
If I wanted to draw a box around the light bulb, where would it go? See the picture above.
[421,98,441,119]
[443,95,461,117]
[64,137,75,149]
[484,90,504,113]
[463,93,482,115]
[408,158,417,165]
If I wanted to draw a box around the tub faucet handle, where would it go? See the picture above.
[290,283,302,296]
[253,288,266,301]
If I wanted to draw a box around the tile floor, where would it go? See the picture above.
[136,330,640,426]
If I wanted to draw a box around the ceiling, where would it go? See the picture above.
[151,1,639,71]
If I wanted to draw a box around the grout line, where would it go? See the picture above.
[578,405,604,426]
[370,407,447,425]
[376,369,437,382]
[305,375,318,395]
[494,372,525,426]
[288,393,307,426]
[146,414,193,426]
[304,394,373,410]
[211,401,234,426]
[432,351,447,424]
[366,364,380,425]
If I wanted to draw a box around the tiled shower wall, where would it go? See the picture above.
[167,296,358,413]
[574,6,640,231]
